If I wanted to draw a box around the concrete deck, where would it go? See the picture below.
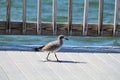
[0,51,120,80]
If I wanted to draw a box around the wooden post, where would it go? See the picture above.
[37,0,42,35]
[22,0,26,34]
[83,0,89,36]
[98,0,104,36]
[6,0,11,34]
[52,0,57,35]
[113,0,119,36]
[68,0,72,35]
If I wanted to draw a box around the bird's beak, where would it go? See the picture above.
[64,37,69,40]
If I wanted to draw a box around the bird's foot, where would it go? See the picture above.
[57,59,62,62]
[46,58,51,61]
[46,58,61,62]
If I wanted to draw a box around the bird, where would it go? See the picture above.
[34,35,68,62]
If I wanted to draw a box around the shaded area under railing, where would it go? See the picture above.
[0,45,120,53]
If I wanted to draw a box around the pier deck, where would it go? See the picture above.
[0,51,120,80]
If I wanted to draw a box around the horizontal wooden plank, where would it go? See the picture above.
[0,21,120,36]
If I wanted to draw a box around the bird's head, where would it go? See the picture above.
[58,35,68,40]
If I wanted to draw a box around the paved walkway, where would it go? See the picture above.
[0,51,120,80]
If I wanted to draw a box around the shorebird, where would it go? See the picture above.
[34,35,68,62]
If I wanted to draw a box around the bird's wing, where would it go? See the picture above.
[42,41,61,51]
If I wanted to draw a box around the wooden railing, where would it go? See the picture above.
[0,0,120,36]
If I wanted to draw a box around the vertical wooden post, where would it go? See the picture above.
[68,0,72,35]
[23,0,26,34]
[113,0,119,36]
[98,0,104,36]
[83,0,89,36]
[6,0,11,34]
[37,0,42,35]
[52,0,57,35]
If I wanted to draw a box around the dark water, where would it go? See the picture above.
[0,0,120,23]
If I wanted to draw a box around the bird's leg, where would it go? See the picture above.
[46,52,50,61]
[54,52,60,62]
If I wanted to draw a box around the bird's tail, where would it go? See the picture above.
[34,47,39,51]
[34,46,44,51]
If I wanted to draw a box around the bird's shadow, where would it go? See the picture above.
[40,60,87,64]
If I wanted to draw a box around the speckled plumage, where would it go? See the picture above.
[34,35,68,61]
